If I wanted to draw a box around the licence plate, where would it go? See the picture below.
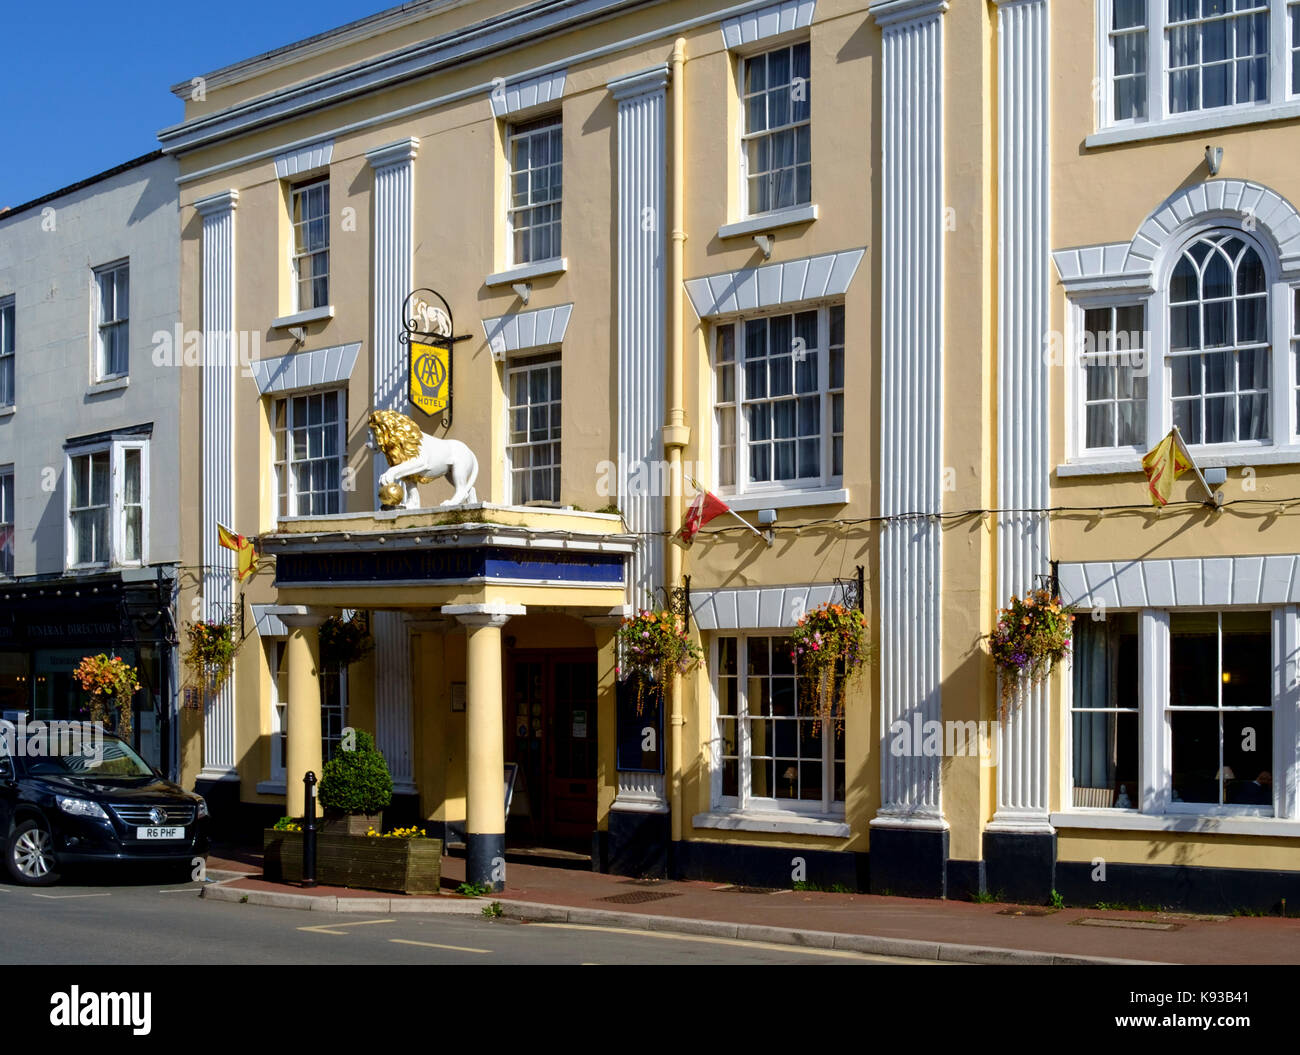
[136,826,184,840]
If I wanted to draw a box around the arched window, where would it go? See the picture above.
[1071,224,1293,459]
[1167,232,1270,445]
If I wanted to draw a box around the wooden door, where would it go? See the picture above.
[506,651,597,843]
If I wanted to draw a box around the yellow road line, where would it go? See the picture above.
[389,938,491,954]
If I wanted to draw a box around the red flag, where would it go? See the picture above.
[675,488,731,548]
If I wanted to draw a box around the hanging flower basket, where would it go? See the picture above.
[790,602,869,735]
[319,612,374,670]
[615,609,703,714]
[182,620,237,703]
[73,654,140,738]
[987,588,1077,713]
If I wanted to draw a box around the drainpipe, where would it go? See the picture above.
[665,38,689,847]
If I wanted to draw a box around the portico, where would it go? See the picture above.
[266,505,633,890]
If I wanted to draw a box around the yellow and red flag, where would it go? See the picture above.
[1141,429,1192,507]
[217,523,258,582]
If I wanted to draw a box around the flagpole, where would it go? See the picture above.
[1171,426,1220,506]
[685,475,765,541]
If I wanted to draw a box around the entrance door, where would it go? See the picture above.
[506,651,597,844]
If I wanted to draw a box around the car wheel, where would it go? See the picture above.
[5,819,61,886]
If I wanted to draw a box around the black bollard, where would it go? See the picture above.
[302,771,318,888]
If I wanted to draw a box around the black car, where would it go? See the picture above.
[0,730,208,886]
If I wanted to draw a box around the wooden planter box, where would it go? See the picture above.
[262,829,442,894]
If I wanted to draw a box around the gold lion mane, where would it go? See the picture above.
[367,410,436,484]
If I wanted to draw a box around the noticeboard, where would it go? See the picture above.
[615,679,664,774]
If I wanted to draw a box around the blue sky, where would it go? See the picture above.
[0,0,387,207]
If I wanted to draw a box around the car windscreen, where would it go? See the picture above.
[23,736,155,779]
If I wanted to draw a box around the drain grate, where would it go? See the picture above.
[599,890,683,905]
[1074,917,1181,931]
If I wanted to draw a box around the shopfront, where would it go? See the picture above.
[0,570,178,775]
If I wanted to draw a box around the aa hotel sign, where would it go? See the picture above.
[401,288,470,425]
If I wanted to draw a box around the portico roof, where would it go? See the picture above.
[265,503,636,611]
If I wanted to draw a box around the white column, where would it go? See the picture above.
[366,138,420,791]
[991,0,1052,832]
[869,0,947,831]
[609,65,669,808]
[609,66,668,613]
[195,189,238,780]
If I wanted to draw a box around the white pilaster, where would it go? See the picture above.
[869,0,947,831]
[609,66,669,613]
[366,138,420,791]
[991,0,1053,833]
[373,611,414,789]
[609,65,669,807]
[366,137,419,413]
[195,189,238,780]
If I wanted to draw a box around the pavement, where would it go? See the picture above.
[201,843,1300,965]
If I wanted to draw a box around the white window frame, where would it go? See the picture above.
[1097,0,1297,134]
[0,296,14,408]
[1065,223,1298,465]
[1071,298,1150,455]
[266,638,349,782]
[505,114,563,268]
[269,640,287,782]
[64,439,149,571]
[737,37,812,221]
[320,663,349,763]
[1291,0,1300,91]
[504,351,562,505]
[0,466,13,579]
[709,632,845,818]
[1066,606,1294,822]
[93,260,129,381]
[712,302,844,499]
[290,176,330,313]
[1293,284,1300,441]
[273,387,347,518]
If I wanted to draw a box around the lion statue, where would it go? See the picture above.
[367,410,479,510]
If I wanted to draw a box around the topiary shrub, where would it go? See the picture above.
[318,730,393,815]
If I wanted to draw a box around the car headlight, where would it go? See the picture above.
[57,797,109,821]
[195,797,208,820]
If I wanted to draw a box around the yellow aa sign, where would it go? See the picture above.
[409,341,449,416]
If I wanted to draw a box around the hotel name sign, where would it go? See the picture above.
[401,288,470,426]
[276,545,624,587]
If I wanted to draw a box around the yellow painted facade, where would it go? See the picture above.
[161,0,1300,908]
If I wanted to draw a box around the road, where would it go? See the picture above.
[0,875,943,965]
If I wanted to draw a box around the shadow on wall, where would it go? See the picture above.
[126,162,177,228]
[33,470,65,575]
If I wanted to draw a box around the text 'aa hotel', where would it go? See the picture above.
[137,0,1300,907]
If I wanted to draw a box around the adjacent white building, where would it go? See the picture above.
[0,152,183,775]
